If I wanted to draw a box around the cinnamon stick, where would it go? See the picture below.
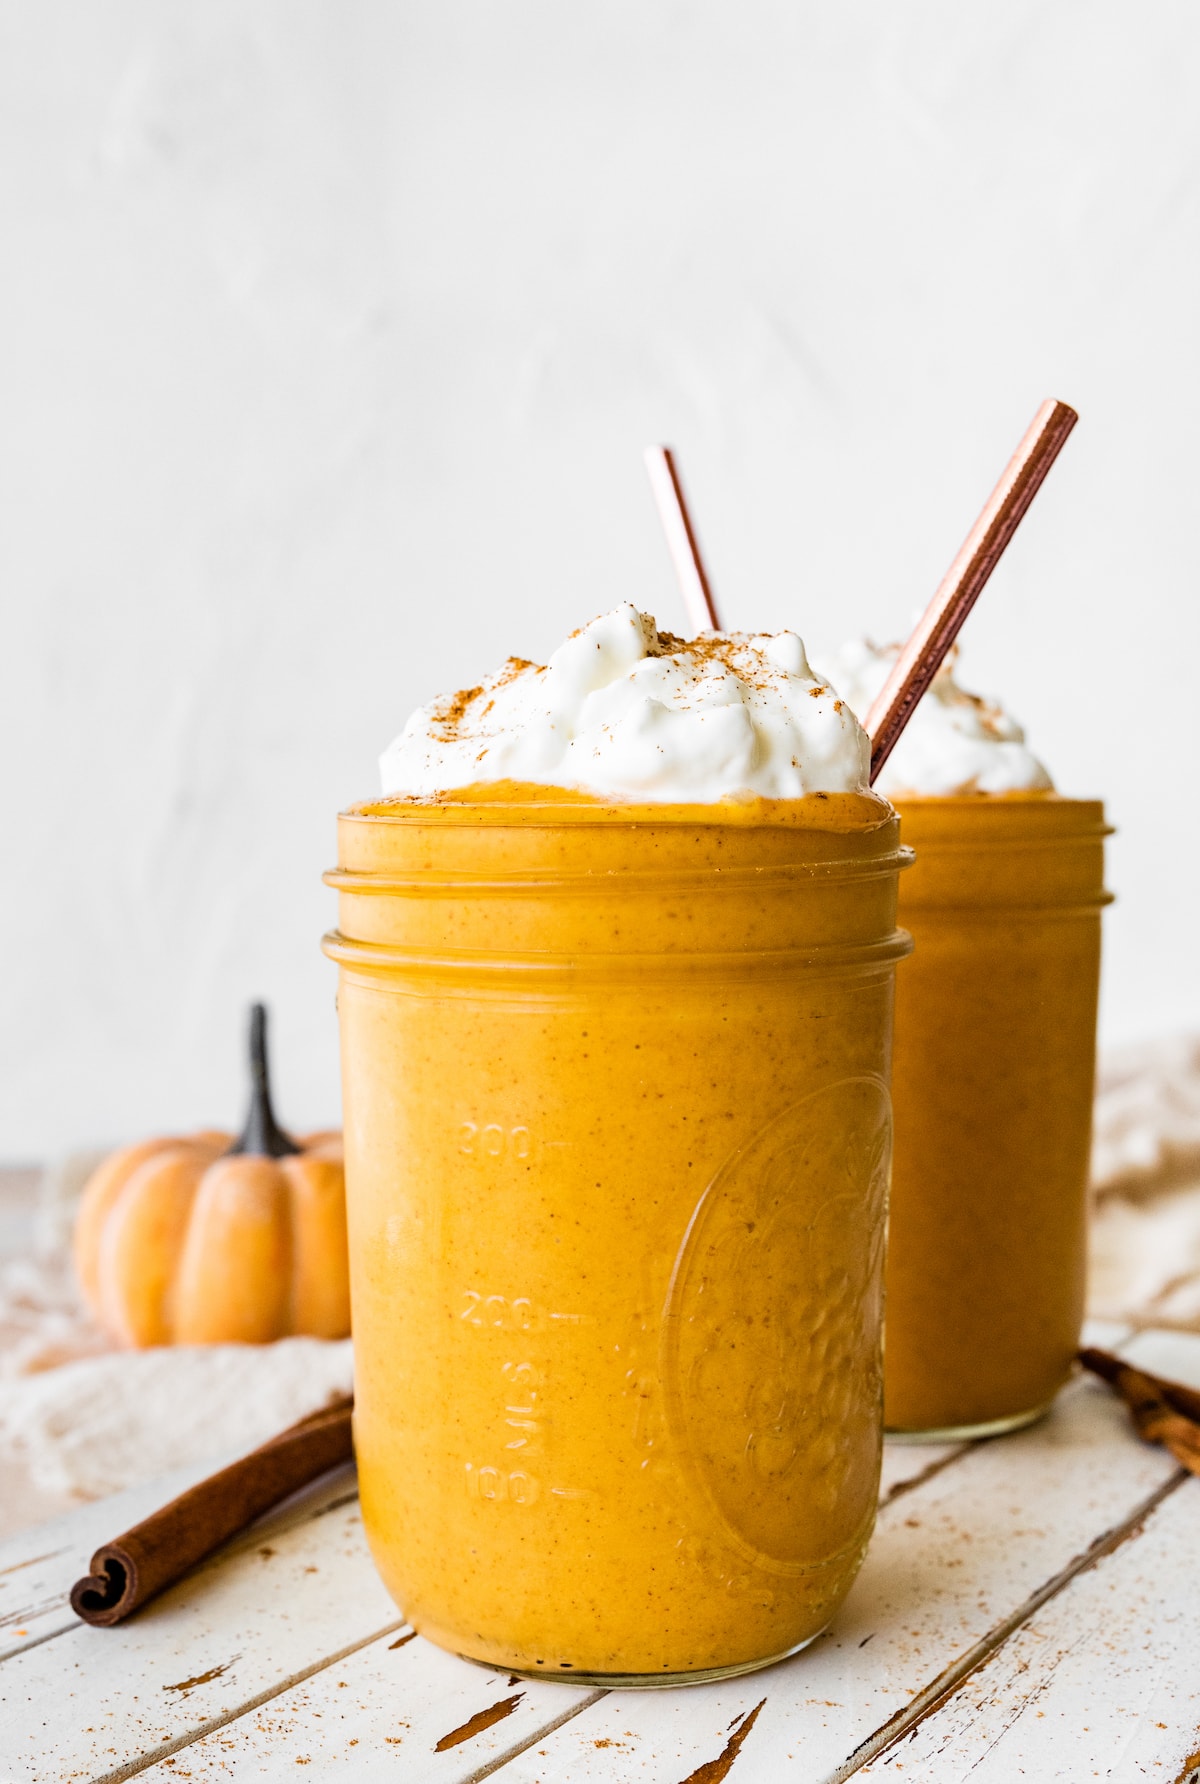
[70,1395,354,1627]
[1079,1348,1200,1475]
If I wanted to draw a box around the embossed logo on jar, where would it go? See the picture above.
[662,1076,890,1573]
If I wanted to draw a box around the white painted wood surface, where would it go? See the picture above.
[2,1322,1197,1784]
[0,1449,356,1666]
[854,1327,1200,1784]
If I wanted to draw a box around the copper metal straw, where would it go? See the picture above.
[865,399,1079,784]
[644,445,723,633]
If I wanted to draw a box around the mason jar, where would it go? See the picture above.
[884,795,1111,1439]
[324,788,911,1684]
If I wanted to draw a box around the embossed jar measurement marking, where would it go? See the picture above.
[459,1121,532,1159]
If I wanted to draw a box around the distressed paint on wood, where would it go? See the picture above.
[88,1368,1179,1784]
[483,1376,1178,1783]
[854,1474,1200,1781]
[0,1457,358,1667]
[0,1494,400,1783]
[847,1327,1200,1783]
[0,1318,1171,1782]
[0,1372,984,1682]
[133,1632,601,1783]
[0,1446,262,1664]
[1121,1324,1200,1388]
[877,1442,963,1505]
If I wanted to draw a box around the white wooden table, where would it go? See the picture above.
[3,1321,1198,1784]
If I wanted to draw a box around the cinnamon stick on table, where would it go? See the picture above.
[70,1396,354,1628]
[1078,1348,1200,1475]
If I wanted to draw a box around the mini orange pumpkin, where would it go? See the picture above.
[74,1006,350,1347]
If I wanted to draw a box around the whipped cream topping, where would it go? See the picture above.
[380,604,870,801]
[817,638,1053,797]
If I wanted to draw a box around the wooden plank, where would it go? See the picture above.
[0,1433,976,1780]
[838,1331,1200,1780]
[0,1488,404,1783]
[473,1374,1178,1783]
[132,1632,601,1783]
[877,1442,963,1504]
[0,1389,966,1671]
[0,1314,1156,1780]
[0,1367,977,1684]
[852,1475,1200,1782]
[1120,1324,1200,1387]
[873,1316,1134,1509]
[10,1447,978,1780]
[76,1366,1176,1783]
[0,1451,959,1683]
[0,1456,357,1666]
[0,1447,260,1664]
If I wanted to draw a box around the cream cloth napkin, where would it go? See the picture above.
[1088,1035,1200,1328]
[0,1336,353,1502]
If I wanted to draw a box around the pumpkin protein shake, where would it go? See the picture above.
[826,638,1110,1438]
[325,604,912,1683]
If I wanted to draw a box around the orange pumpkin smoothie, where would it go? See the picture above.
[325,787,911,1683]
[884,795,1111,1437]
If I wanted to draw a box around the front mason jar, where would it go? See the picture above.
[324,789,911,1685]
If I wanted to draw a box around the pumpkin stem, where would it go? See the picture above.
[228,1003,301,1159]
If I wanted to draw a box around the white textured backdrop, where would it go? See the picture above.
[2,1,1197,1154]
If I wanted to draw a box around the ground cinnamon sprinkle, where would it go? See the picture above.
[423,629,823,752]
[427,684,483,739]
[427,659,542,740]
[650,629,788,696]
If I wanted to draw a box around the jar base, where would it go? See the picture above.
[463,1627,829,1691]
[885,1400,1051,1444]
